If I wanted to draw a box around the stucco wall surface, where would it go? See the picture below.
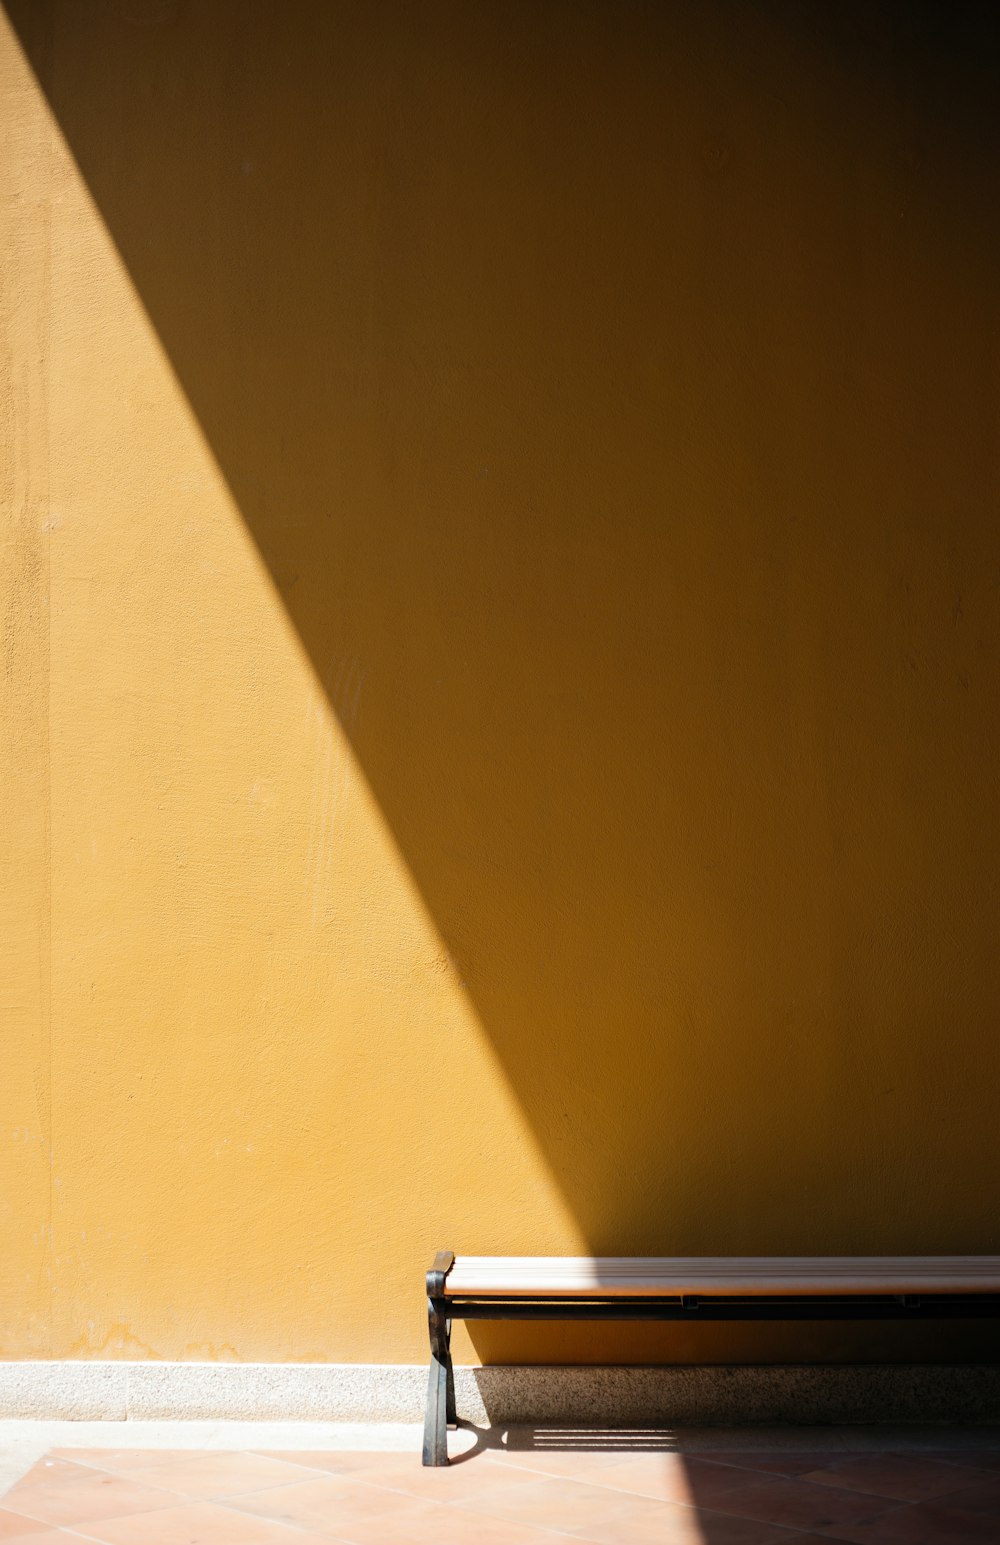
[2,0,999,1366]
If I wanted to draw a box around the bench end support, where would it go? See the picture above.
[422,1251,456,1467]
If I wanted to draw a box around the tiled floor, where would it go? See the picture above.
[2,1432,1000,1544]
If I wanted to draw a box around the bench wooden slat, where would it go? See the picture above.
[443,1255,1000,1297]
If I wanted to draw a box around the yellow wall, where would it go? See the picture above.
[2,0,999,1366]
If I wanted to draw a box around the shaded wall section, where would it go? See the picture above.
[2,0,999,1364]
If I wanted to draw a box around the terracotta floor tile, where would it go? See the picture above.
[914,1449,1000,1474]
[98,1453,318,1500]
[47,1453,213,1475]
[483,1449,639,1480]
[0,1514,52,1541]
[458,1475,672,1534]
[0,1534,89,1545]
[314,1498,441,1544]
[338,1499,568,1545]
[709,1455,850,1479]
[772,1537,863,1544]
[249,1453,392,1478]
[798,1453,983,1503]
[69,1499,341,1545]
[590,1455,774,1507]
[684,1473,891,1534]
[232,1473,439,1533]
[325,1453,530,1503]
[567,1498,790,1545]
[5,1460,94,1490]
[2,1462,183,1530]
[918,1476,1000,1515]
[682,1461,827,1514]
[815,1499,1000,1544]
[556,1454,694,1504]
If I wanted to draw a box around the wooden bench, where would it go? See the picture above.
[422,1252,1000,1464]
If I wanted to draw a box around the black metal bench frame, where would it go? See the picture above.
[422,1249,1000,1465]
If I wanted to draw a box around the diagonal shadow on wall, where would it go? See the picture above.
[8,0,1000,1337]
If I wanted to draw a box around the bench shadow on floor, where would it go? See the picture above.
[445,1420,1000,1542]
[451,1420,684,1460]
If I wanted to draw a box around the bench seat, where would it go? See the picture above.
[422,1252,1000,1464]
[445,1255,1000,1298]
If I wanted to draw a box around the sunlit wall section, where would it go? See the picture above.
[1,11,580,1362]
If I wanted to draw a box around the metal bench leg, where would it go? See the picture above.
[422,1295,453,1466]
[422,1251,457,1467]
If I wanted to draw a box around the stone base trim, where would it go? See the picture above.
[0,1361,997,1424]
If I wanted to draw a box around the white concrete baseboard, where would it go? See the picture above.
[1,1361,998,1424]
